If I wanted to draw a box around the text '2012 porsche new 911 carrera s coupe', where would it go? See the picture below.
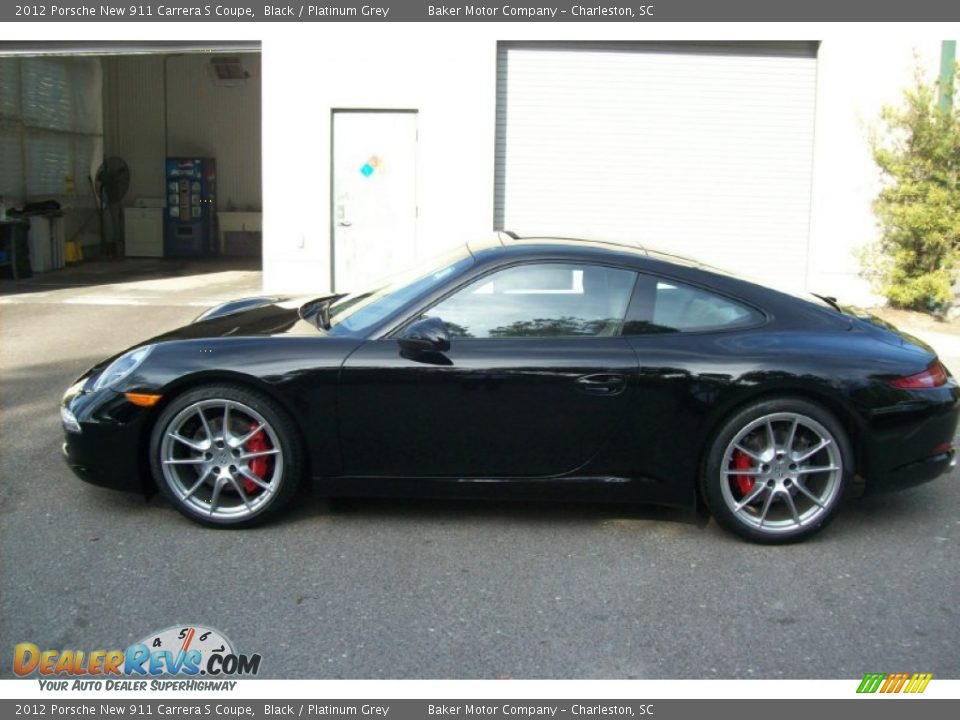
[61,235,959,542]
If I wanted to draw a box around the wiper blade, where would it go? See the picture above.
[811,293,843,313]
[300,294,345,330]
[318,298,333,330]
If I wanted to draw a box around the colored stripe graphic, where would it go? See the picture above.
[904,673,934,694]
[857,672,932,693]
[857,673,886,693]
[881,672,908,693]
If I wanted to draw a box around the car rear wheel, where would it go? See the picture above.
[702,398,851,543]
[150,384,302,528]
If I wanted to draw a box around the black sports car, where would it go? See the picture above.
[61,235,959,542]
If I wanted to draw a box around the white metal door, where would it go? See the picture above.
[495,43,818,290]
[332,111,418,291]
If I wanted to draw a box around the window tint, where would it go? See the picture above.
[426,263,637,339]
[624,277,761,334]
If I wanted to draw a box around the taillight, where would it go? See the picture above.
[890,361,949,389]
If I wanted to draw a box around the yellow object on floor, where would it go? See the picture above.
[65,240,83,264]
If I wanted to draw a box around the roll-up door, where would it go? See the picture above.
[495,42,818,286]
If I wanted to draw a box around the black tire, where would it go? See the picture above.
[149,384,303,528]
[701,397,852,544]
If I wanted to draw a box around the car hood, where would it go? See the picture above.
[73,295,345,388]
[152,295,329,343]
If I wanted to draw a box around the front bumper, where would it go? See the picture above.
[61,385,153,493]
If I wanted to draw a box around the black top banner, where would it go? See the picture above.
[4,0,960,22]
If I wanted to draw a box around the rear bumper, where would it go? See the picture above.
[860,384,960,494]
[865,449,955,494]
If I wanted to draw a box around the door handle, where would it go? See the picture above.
[575,373,627,396]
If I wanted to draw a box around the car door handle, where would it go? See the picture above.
[575,373,627,396]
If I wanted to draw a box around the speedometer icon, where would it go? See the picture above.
[130,624,235,675]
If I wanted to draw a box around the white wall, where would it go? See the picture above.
[262,34,948,305]
[807,40,943,305]
[262,34,497,293]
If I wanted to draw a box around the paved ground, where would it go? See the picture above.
[1,263,958,679]
[0,257,262,307]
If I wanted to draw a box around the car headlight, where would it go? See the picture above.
[92,345,155,391]
[60,406,81,433]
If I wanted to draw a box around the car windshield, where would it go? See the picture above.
[318,246,475,336]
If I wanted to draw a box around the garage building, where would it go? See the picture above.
[0,41,261,274]
[0,38,953,308]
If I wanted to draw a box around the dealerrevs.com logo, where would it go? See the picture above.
[14,625,261,691]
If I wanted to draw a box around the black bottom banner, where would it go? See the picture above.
[2,700,957,720]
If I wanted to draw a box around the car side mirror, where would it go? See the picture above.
[398,316,451,354]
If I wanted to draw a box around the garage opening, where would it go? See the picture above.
[0,41,262,302]
[494,41,819,290]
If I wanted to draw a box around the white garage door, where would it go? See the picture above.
[495,42,818,288]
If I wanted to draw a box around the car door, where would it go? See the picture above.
[338,261,640,478]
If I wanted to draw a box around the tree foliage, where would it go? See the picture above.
[870,65,960,311]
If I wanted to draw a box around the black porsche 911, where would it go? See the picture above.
[61,234,959,542]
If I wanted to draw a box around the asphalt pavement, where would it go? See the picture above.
[1,264,958,679]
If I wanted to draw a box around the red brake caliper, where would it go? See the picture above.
[731,449,754,497]
[243,423,270,493]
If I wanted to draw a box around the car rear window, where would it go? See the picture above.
[624,275,763,334]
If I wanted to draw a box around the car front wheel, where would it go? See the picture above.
[149,384,302,528]
[702,398,851,543]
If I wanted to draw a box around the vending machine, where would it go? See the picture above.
[164,157,216,257]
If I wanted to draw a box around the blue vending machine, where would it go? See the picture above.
[164,157,216,257]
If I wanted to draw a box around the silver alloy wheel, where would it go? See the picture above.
[719,412,842,535]
[159,399,284,521]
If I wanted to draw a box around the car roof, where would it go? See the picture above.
[466,232,851,332]
[470,232,722,272]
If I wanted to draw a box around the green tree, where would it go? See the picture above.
[869,64,960,311]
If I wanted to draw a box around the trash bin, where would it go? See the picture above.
[0,220,33,279]
[28,215,65,272]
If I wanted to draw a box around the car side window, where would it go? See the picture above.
[425,263,637,339]
[624,276,762,334]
